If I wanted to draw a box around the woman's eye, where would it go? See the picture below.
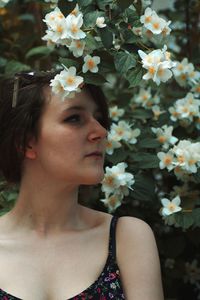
[64,114,81,123]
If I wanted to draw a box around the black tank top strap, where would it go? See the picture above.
[108,215,119,262]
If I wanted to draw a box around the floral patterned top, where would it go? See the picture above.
[0,216,125,299]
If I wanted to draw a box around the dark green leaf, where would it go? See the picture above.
[85,34,101,51]
[5,60,30,76]
[114,51,136,74]
[84,11,103,27]
[106,148,128,164]
[138,138,161,149]
[96,0,113,10]
[18,14,35,22]
[192,208,200,227]
[77,0,94,7]
[130,108,152,119]
[133,173,156,201]
[83,73,107,85]
[59,57,80,69]
[117,0,134,10]
[174,212,194,230]
[126,65,143,87]
[25,46,54,59]
[0,57,7,67]
[130,152,159,169]
[122,29,140,43]
[98,27,113,49]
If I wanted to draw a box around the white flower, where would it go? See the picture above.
[82,55,100,73]
[105,133,121,155]
[140,7,171,35]
[140,7,156,27]
[68,39,86,57]
[157,151,174,171]
[100,193,123,213]
[101,162,134,197]
[70,4,82,17]
[152,105,165,120]
[161,196,182,216]
[110,121,132,142]
[151,125,178,149]
[145,14,166,35]
[65,13,86,40]
[96,16,107,28]
[172,140,200,173]
[50,67,83,99]
[138,46,176,85]
[128,128,141,144]
[0,0,10,7]
[43,7,65,28]
[109,106,125,121]
[169,93,200,124]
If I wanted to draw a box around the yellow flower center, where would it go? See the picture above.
[158,68,164,76]
[71,24,78,33]
[76,41,82,48]
[145,16,152,23]
[66,76,75,85]
[109,196,118,208]
[105,176,114,186]
[164,156,172,165]
[57,25,63,33]
[158,135,167,143]
[106,141,112,148]
[148,66,155,75]
[87,59,95,69]
[167,203,176,212]
[178,155,185,164]
[153,22,160,29]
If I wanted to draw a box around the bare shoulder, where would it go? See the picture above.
[117,216,156,246]
[116,216,164,300]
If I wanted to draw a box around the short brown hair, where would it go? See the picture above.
[0,71,110,183]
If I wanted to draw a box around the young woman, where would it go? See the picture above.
[0,72,164,300]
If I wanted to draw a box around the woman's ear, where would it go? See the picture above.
[25,137,37,160]
[25,145,37,160]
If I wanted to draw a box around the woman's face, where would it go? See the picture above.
[28,86,108,185]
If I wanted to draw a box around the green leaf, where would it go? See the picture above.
[84,11,103,27]
[0,57,7,67]
[126,65,143,87]
[106,148,128,164]
[133,173,156,201]
[114,52,136,75]
[130,108,152,120]
[193,168,200,183]
[18,14,35,22]
[124,8,141,25]
[174,212,194,230]
[59,57,80,69]
[25,46,54,59]
[116,0,134,10]
[77,0,94,7]
[98,27,113,49]
[131,152,159,169]
[138,138,160,149]
[122,29,140,43]
[85,34,101,51]
[192,208,200,227]
[83,73,107,85]
[5,60,30,76]
[96,0,113,10]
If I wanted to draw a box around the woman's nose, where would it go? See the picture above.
[88,118,108,142]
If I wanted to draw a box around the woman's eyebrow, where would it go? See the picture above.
[63,105,100,114]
